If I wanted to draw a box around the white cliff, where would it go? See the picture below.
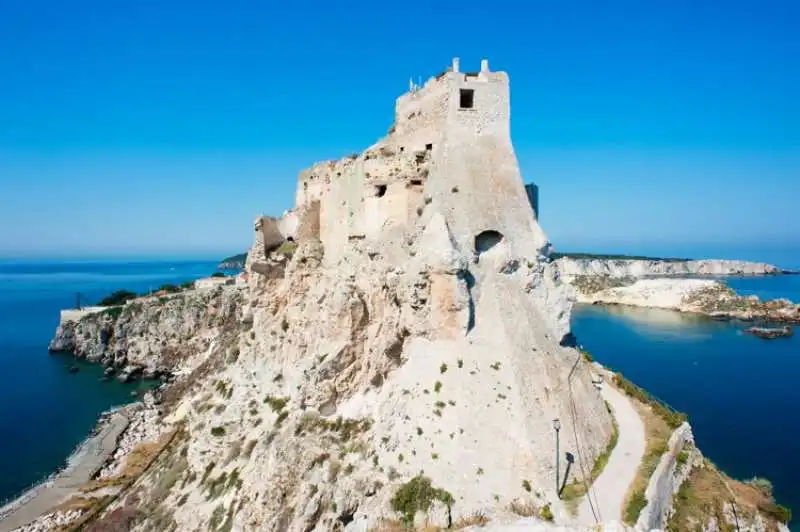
[555,257,785,281]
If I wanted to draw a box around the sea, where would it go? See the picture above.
[0,258,226,504]
[0,254,798,524]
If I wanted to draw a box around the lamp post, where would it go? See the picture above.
[553,418,561,497]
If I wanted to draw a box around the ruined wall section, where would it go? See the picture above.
[393,76,450,153]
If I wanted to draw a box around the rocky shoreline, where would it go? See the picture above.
[0,394,163,532]
[555,256,790,280]
[572,276,800,324]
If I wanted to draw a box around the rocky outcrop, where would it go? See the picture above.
[556,257,785,280]
[575,278,800,323]
[745,325,793,339]
[49,286,245,380]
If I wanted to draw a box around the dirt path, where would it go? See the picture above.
[0,412,128,532]
[575,382,645,526]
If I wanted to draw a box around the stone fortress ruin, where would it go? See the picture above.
[237,59,612,525]
[254,57,542,267]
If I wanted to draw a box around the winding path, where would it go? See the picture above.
[575,381,646,526]
[0,412,128,532]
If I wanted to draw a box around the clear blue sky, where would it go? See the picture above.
[1,0,798,260]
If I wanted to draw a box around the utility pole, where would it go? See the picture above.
[554,418,562,497]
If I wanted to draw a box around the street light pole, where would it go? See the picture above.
[554,418,562,497]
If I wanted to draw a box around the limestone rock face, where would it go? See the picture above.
[49,287,245,378]
[78,61,615,532]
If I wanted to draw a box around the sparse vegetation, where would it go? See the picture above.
[390,475,454,526]
[452,511,489,529]
[621,386,673,525]
[98,290,138,306]
[210,426,226,437]
[508,499,538,517]
[100,306,124,318]
[490,362,501,371]
[561,407,620,512]
[624,490,648,524]
[540,503,554,522]
[614,373,686,429]
[522,480,532,492]
[434,381,442,393]
[157,283,181,293]
[439,363,448,374]
[263,395,289,412]
[676,450,689,467]
[457,359,463,368]
[668,460,791,530]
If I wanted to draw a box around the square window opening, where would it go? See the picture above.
[459,89,474,109]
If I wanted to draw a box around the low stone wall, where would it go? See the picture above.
[59,307,106,325]
[635,422,697,531]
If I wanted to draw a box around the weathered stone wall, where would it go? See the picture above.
[393,73,450,152]
[256,215,286,253]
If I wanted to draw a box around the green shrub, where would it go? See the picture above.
[624,490,647,524]
[522,480,532,492]
[210,426,225,437]
[263,395,289,412]
[676,450,689,467]
[540,503,554,522]
[760,502,791,524]
[747,477,774,497]
[180,281,194,290]
[101,306,124,319]
[157,284,179,293]
[390,475,454,525]
[99,290,138,306]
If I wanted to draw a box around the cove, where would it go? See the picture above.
[572,301,800,519]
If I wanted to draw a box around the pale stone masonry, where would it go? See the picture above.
[256,57,546,266]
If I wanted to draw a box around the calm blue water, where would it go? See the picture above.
[0,259,223,503]
[572,273,800,521]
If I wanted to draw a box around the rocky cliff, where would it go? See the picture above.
[555,257,785,280]
[49,287,245,381]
